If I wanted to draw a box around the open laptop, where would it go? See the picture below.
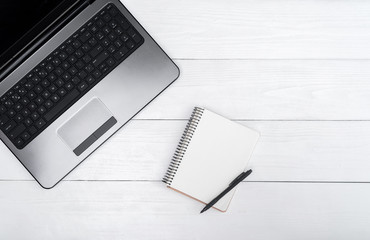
[0,0,179,188]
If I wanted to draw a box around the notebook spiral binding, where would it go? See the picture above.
[162,107,205,186]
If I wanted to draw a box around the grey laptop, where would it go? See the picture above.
[0,0,179,188]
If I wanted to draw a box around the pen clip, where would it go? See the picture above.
[229,172,246,186]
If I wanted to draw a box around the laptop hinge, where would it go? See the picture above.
[0,0,92,81]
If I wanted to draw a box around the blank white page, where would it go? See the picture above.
[170,108,260,212]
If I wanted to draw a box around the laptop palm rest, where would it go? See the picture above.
[57,98,117,156]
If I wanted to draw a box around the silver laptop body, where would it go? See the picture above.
[0,0,179,188]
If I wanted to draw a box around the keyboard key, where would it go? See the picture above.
[38,106,47,115]
[0,115,9,127]
[88,37,97,46]
[107,58,115,66]
[66,46,75,54]
[46,64,54,72]
[69,56,77,64]
[35,97,44,105]
[96,19,104,28]
[14,103,23,111]
[109,21,118,29]
[108,45,116,54]
[49,85,57,93]
[72,77,81,85]
[114,40,123,48]
[20,97,30,106]
[90,45,103,57]
[0,105,7,114]
[58,88,67,97]
[102,38,110,47]
[86,76,95,84]
[76,60,84,69]
[78,82,88,92]
[8,109,16,117]
[114,47,128,60]
[28,103,37,111]
[93,51,109,67]
[78,71,87,79]
[85,64,94,73]
[21,132,31,141]
[72,40,81,49]
[31,112,40,121]
[126,40,135,49]
[21,108,31,117]
[4,100,13,109]
[116,16,130,29]
[27,91,37,99]
[69,67,78,75]
[80,31,92,42]
[54,67,64,76]
[35,119,46,129]
[59,52,68,60]
[82,44,91,52]
[24,82,34,90]
[65,82,74,91]
[62,62,70,70]
[51,94,60,103]
[42,91,51,99]
[75,49,84,58]
[115,27,123,35]
[83,55,91,63]
[29,126,37,135]
[44,89,79,121]
[41,79,50,87]
[52,58,61,66]
[48,73,57,81]
[92,70,101,78]
[14,138,24,148]
[90,25,98,33]
[96,32,104,40]
[62,72,71,81]
[109,6,118,16]
[9,124,26,139]
[14,114,24,122]
[2,120,17,133]
[24,118,33,126]
[45,100,53,109]
[18,88,27,96]
[34,85,43,94]
[55,79,64,87]
[103,26,111,35]
[103,14,111,22]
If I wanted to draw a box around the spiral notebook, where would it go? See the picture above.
[163,107,260,212]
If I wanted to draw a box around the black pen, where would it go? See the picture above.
[200,169,252,213]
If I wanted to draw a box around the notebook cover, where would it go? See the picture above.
[165,108,260,212]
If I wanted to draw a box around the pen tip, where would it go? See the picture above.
[200,209,205,214]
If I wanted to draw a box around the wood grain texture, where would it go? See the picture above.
[1,0,370,238]
[1,181,370,240]
[134,60,370,120]
[122,0,370,59]
[2,120,370,182]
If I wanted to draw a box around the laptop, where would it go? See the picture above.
[0,0,179,188]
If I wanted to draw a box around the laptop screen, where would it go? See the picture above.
[0,0,80,80]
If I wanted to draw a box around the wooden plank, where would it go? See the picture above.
[134,60,370,120]
[122,0,370,59]
[2,120,370,182]
[1,181,370,240]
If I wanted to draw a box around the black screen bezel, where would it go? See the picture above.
[0,0,82,81]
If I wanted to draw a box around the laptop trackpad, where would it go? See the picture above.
[57,98,117,156]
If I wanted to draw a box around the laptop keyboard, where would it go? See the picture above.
[0,3,144,149]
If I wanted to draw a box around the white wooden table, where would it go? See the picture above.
[2,0,370,239]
